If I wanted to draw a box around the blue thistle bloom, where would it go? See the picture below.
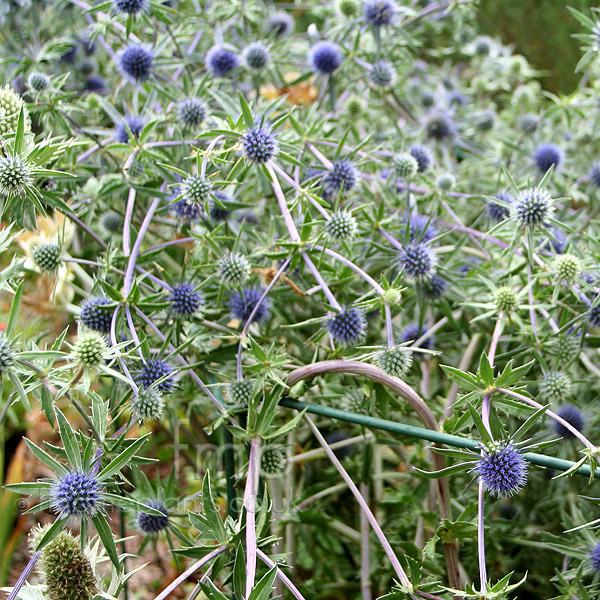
[206,45,240,77]
[137,500,169,533]
[474,442,528,497]
[533,143,563,173]
[85,75,107,94]
[402,324,434,350]
[448,90,467,106]
[423,273,447,299]
[327,307,366,345]
[79,297,113,334]
[309,41,343,75]
[178,98,206,129]
[514,188,553,228]
[243,127,278,163]
[172,198,202,223]
[60,43,78,64]
[589,163,600,187]
[369,61,395,87]
[425,112,456,141]
[409,145,433,173]
[115,115,144,143]
[399,243,435,280]
[266,11,294,37]
[244,42,270,70]
[487,192,513,222]
[119,44,153,82]
[402,214,438,242]
[322,159,356,195]
[114,0,146,13]
[229,288,271,324]
[136,359,175,393]
[364,0,396,27]
[591,543,600,573]
[169,282,202,317]
[554,405,584,439]
[52,471,101,518]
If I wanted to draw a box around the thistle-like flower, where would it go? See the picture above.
[554,405,584,439]
[552,254,581,284]
[327,307,366,345]
[243,42,270,70]
[377,346,413,377]
[393,153,419,178]
[494,286,518,313]
[0,156,32,197]
[136,358,175,393]
[364,0,396,27]
[219,253,251,287]
[243,126,278,163]
[326,210,358,241]
[0,335,14,376]
[539,371,571,401]
[229,287,270,323]
[474,442,528,497]
[73,331,108,368]
[181,175,211,206]
[118,44,153,82]
[206,45,240,77]
[228,379,254,407]
[533,143,563,173]
[514,188,553,228]
[33,243,61,272]
[322,159,356,195]
[79,297,113,334]
[51,470,102,518]
[309,41,343,74]
[131,387,165,423]
[138,500,169,533]
[261,446,287,476]
[409,144,433,173]
[178,98,206,129]
[169,282,203,317]
[399,243,436,280]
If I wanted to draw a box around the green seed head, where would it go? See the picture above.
[73,332,108,368]
[539,371,572,401]
[342,388,370,414]
[552,254,581,284]
[0,156,32,197]
[338,0,359,17]
[345,95,365,118]
[381,288,402,306]
[219,253,251,287]
[33,243,62,272]
[494,286,518,314]
[393,153,419,179]
[261,446,287,475]
[228,379,254,407]
[377,346,413,377]
[326,210,358,241]
[0,336,14,375]
[131,387,165,423]
[436,173,456,191]
[0,85,30,136]
[37,528,97,600]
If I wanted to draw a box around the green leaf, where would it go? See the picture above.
[467,403,493,446]
[54,407,81,469]
[478,352,494,385]
[97,435,149,481]
[248,567,278,600]
[202,471,227,543]
[92,514,121,568]
[102,492,168,516]
[34,517,67,551]
[8,370,31,412]
[24,438,69,477]
[6,280,23,338]
[238,91,254,129]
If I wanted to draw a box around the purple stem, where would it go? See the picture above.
[304,415,413,592]
[244,437,261,598]
[301,252,341,310]
[360,482,371,600]
[7,551,40,600]
[123,188,137,257]
[477,392,493,592]
[310,244,394,347]
[152,546,227,600]
[142,237,195,254]
[256,549,308,600]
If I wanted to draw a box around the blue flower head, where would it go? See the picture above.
[243,126,278,163]
[86,76,108,94]
[322,159,356,196]
[206,45,240,77]
[229,288,271,324]
[589,163,600,187]
[423,273,447,299]
[172,198,203,223]
[138,500,169,533]
[178,98,206,129]
[309,41,343,75]
[554,405,584,439]
[533,143,563,173]
[136,359,175,393]
[402,324,434,350]
[116,115,144,143]
[399,243,435,280]
[244,43,270,70]
[514,188,553,228]
[474,442,528,497]
[402,214,438,242]
[591,543,600,573]
[409,144,433,173]
[266,11,294,37]
[79,297,113,334]
[119,44,153,82]
[327,307,366,346]
[425,112,456,141]
[364,0,396,27]
[114,0,146,13]
[52,470,101,518]
[487,192,513,222]
[169,282,202,317]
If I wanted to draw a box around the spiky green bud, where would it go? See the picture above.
[219,253,251,287]
[326,210,358,241]
[73,332,107,368]
[131,387,165,423]
[228,379,254,407]
[539,371,572,402]
[261,446,286,475]
[552,254,581,284]
[377,346,413,377]
[0,85,30,136]
[33,243,61,272]
[494,286,518,314]
[393,153,419,179]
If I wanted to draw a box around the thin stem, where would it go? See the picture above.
[152,546,227,600]
[360,482,371,600]
[123,188,137,256]
[256,549,308,600]
[304,414,414,592]
[244,437,261,599]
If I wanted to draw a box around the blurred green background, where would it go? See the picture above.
[478,0,593,93]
